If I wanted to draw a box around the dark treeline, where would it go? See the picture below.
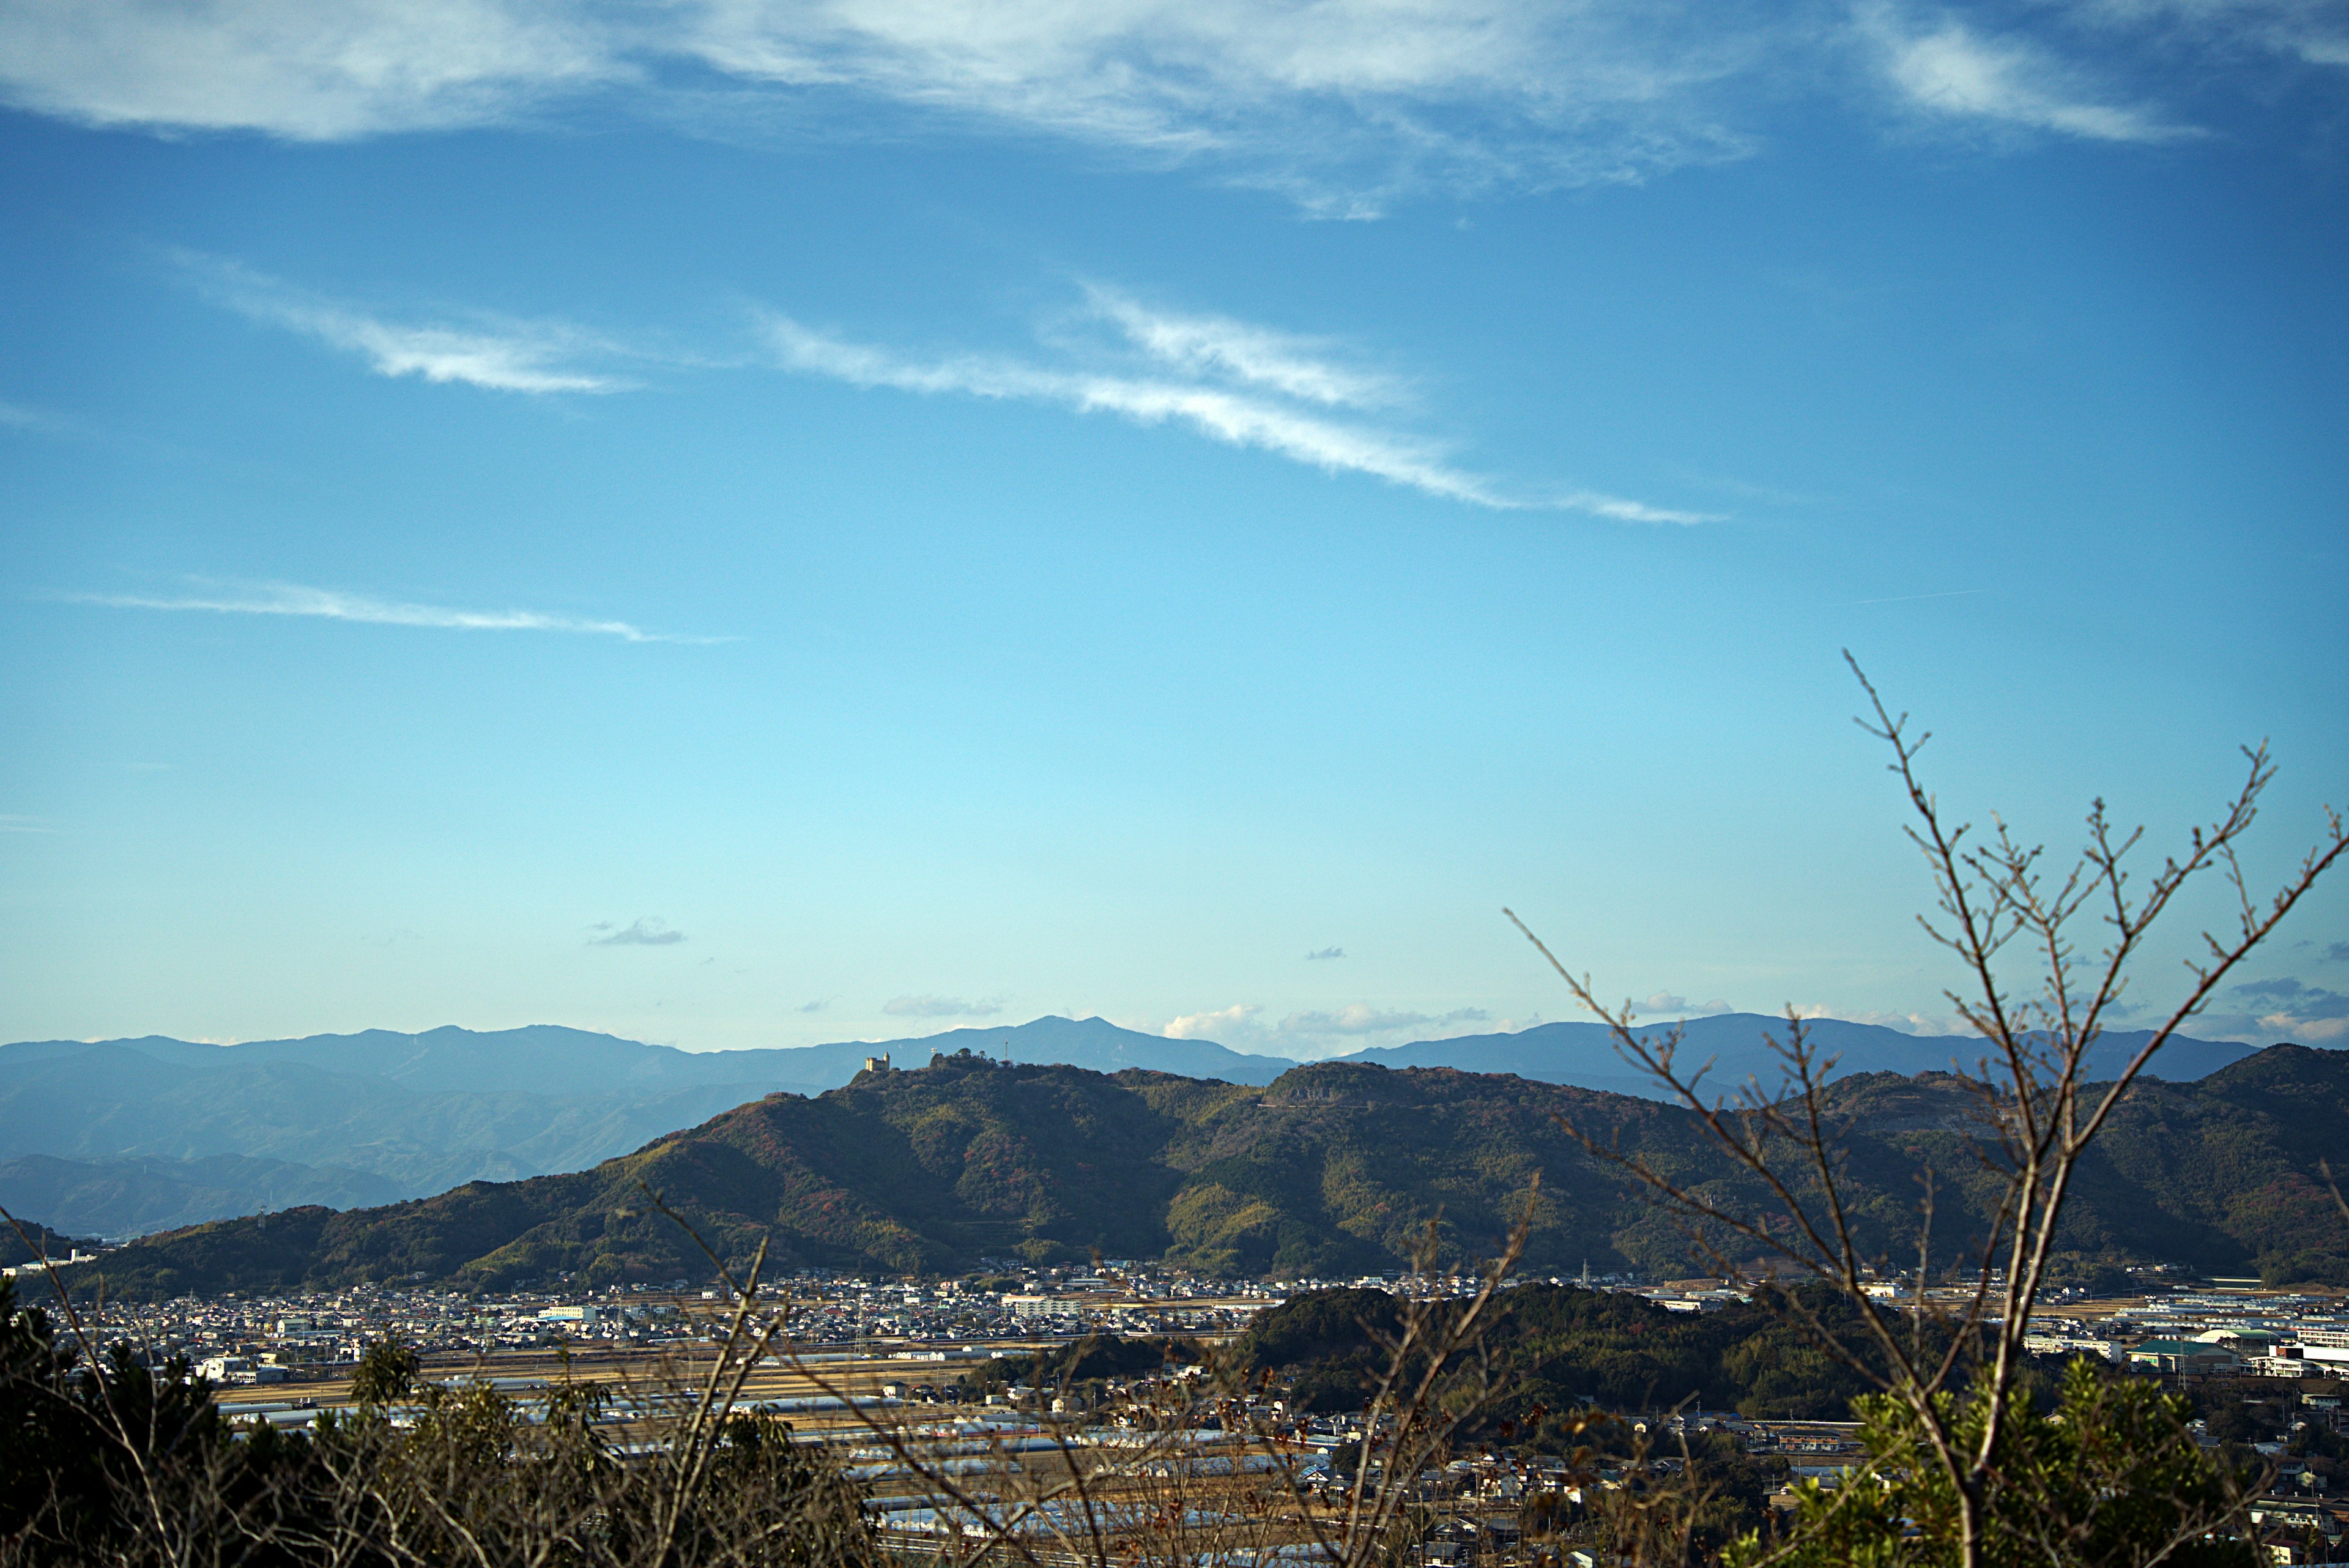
[1236,1282,1935,1425]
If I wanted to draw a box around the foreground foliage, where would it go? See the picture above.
[1740,1359,2254,1567]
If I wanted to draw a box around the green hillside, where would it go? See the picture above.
[0,1216,98,1269]
[67,1045,2349,1299]
[1233,1282,1902,1421]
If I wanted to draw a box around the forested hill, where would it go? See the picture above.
[0,1216,99,1269]
[65,1045,2349,1300]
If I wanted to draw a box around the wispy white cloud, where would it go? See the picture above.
[185,256,629,394]
[67,581,716,644]
[0,0,623,141]
[2,1,2328,206]
[1863,5,2200,141]
[2069,0,2349,69]
[1559,490,1720,525]
[682,1,1763,207]
[179,248,1694,518]
[1082,286,1398,409]
[0,0,1750,208]
[762,311,1499,504]
[0,814,53,834]
[761,302,1712,521]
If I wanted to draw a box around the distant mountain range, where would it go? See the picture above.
[0,1013,2289,1236]
[0,1017,1291,1235]
[0,1154,410,1242]
[1328,1015,2267,1098]
[61,1044,2349,1300]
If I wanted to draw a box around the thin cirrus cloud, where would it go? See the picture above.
[761,292,1715,522]
[1078,286,1401,408]
[184,255,631,394]
[0,2,2323,210]
[68,581,717,645]
[178,251,1698,519]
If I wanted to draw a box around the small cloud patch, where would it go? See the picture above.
[1165,1003,1261,1040]
[883,994,1003,1019]
[590,918,686,947]
[1280,1003,1490,1037]
[2210,976,2349,1044]
[1304,946,1346,962]
[1641,992,1733,1016]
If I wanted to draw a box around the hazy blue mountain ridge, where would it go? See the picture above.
[0,1013,2294,1237]
[1332,1014,2265,1095]
[0,1154,410,1240]
[0,1017,1292,1233]
[0,1016,1296,1098]
[0,1044,775,1228]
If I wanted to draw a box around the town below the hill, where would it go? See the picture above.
[21,1258,2339,1562]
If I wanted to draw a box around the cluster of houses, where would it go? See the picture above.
[2023,1289,2349,1378]
[88,1286,715,1381]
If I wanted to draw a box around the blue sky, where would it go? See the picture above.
[2,0,2344,1057]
